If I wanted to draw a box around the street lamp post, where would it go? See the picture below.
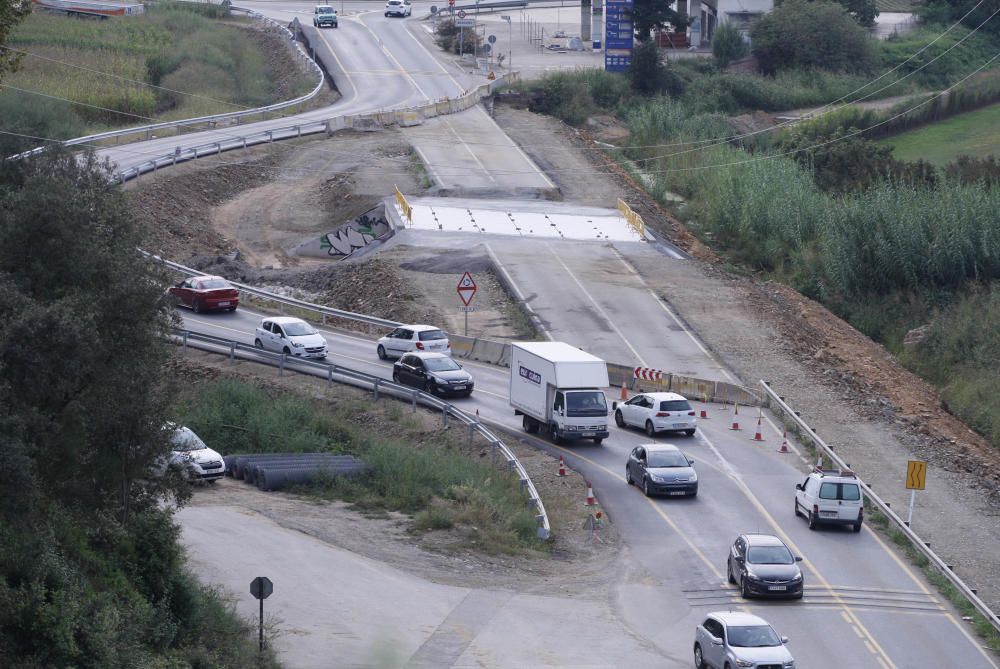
[501,15,512,72]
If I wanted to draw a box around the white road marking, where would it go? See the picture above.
[545,242,648,366]
[610,246,734,382]
[484,243,551,339]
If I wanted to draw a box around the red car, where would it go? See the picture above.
[168,275,239,313]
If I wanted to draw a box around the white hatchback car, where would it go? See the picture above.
[384,0,411,16]
[613,392,697,437]
[376,324,451,360]
[795,467,864,532]
[254,317,328,359]
[694,611,794,669]
[167,426,226,483]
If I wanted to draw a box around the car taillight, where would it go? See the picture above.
[415,342,424,350]
[655,412,669,417]
[688,411,696,416]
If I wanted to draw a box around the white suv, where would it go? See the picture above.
[694,611,794,669]
[384,0,411,17]
[794,467,864,532]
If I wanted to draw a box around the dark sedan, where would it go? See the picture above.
[392,352,473,397]
[168,275,239,313]
[625,443,698,497]
[727,533,804,599]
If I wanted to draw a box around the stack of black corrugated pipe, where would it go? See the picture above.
[223,453,367,492]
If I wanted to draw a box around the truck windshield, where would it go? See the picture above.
[565,391,607,416]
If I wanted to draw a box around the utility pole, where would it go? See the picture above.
[501,15,512,72]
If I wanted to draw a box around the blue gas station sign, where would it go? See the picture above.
[604,0,633,72]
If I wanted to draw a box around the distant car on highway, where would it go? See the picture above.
[795,467,864,532]
[168,275,239,313]
[376,324,450,359]
[254,317,328,359]
[393,352,474,397]
[694,611,795,669]
[613,391,697,437]
[625,443,697,497]
[313,4,338,27]
[727,533,804,599]
[164,425,226,483]
[384,0,411,17]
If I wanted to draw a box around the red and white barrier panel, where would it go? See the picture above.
[633,367,664,381]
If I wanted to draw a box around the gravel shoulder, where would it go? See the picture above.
[130,100,1000,617]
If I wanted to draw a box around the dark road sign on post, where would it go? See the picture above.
[250,577,273,652]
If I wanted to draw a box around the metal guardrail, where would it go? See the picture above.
[760,380,1000,634]
[15,6,325,161]
[172,327,551,540]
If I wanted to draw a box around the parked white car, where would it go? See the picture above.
[694,611,794,669]
[384,0,411,17]
[613,391,697,437]
[254,317,328,359]
[795,467,864,532]
[167,426,226,483]
[376,324,450,360]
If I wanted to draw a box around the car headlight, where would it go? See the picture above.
[791,572,803,582]
[650,474,667,483]
[734,660,755,668]
[745,570,760,582]
[783,662,795,668]
[291,340,304,348]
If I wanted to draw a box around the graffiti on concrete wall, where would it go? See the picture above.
[295,207,391,259]
[319,216,384,256]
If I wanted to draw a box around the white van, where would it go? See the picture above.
[794,467,863,532]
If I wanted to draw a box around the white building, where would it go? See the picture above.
[681,0,774,47]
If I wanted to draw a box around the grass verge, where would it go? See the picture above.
[867,507,1000,650]
[881,103,1000,165]
[175,378,543,554]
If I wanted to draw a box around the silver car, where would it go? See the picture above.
[613,391,697,437]
[254,317,328,359]
[694,611,794,669]
[376,324,450,360]
[625,443,697,497]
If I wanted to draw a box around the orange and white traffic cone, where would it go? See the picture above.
[778,430,791,454]
[619,382,628,401]
[700,394,709,419]
[584,481,598,506]
[558,456,567,477]
[752,415,765,441]
[729,402,741,431]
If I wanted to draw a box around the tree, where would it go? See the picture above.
[712,22,748,69]
[632,0,688,42]
[752,0,878,74]
[835,0,878,27]
[0,0,31,83]
[0,148,180,524]
[628,39,684,96]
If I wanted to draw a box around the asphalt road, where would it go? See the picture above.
[127,3,998,667]
[179,298,998,669]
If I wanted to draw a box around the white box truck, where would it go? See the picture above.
[510,342,610,444]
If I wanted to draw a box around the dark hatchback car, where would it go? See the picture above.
[392,352,474,397]
[625,443,698,497]
[727,533,804,599]
[168,275,239,313]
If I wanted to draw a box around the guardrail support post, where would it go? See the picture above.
[279,354,286,376]
[441,407,449,428]
[296,126,302,138]
[468,423,476,448]
[229,342,236,362]
[491,439,498,466]
[328,366,334,385]
[267,131,273,143]
[373,378,380,401]
[216,143,221,155]
[411,391,418,412]
[182,331,188,351]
